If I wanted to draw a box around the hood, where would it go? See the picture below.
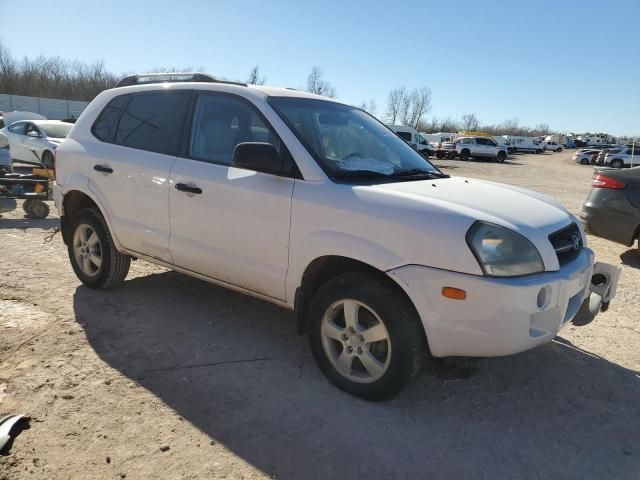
[371,177,571,231]
[362,177,576,272]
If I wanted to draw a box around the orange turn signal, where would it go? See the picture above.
[442,287,466,300]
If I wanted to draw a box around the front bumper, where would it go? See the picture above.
[388,249,621,357]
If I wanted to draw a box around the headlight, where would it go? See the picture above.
[466,221,544,277]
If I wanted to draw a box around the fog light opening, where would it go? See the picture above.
[537,286,551,310]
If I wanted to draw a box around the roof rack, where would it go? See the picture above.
[114,72,247,88]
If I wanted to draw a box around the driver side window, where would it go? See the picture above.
[189,94,281,166]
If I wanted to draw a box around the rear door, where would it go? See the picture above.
[474,137,488,156]
[88,90,191,262]
[168,92,295,300]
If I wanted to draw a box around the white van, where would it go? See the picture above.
[387,125,433,157]
[506,136,544,154]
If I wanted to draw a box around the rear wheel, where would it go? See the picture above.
[308,272,426,401]
[459,149,470,161]
[67,208,131,289]
[611,159,624,169]
[536,149,543,154]
[436,151,445,159]
[580,158,589,165]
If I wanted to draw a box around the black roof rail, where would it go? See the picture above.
[114,72,247,88]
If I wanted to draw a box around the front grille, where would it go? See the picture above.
[549,223,583,266]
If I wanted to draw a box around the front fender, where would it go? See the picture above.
[286,230,406,304]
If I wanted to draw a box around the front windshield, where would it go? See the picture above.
[39,122,72,138]
[268,97,441,181]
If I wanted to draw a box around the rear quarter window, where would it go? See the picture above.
[91,94,130,141]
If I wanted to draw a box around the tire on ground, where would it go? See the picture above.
[308,271,427,401]
[67,207,131,289]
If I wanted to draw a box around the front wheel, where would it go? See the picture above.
[308,272,426,401]
[536,149,543,154]
[67,208,131,289]
[459,149,470,161]
[436,151,445,159]
[610,159,624,169]
[557,147,563,152]
[496,151,507,162]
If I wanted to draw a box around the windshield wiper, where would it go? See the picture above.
[391,168,450,179]
[332,169,392,179]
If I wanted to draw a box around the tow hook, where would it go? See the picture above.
[572,262,621,326]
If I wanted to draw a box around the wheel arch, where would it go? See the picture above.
[60,189,120,249]
[294,255,427,349]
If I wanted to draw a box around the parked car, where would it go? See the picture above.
[387,125,433,157]
[602,146,640,168]
[0,131,11,175]
[505,136,544,154]
[581,167,640,247]
[455,136,508,162]
[573,149,600,165]
[422,133,455,159]
[439,140,458,159]
[54,72,620,401]
[543,141,563,152]
[0,111,46,130]
[2,120,73,168]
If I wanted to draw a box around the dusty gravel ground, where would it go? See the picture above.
[1,151,639,480]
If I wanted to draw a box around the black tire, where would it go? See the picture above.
[446,151,457,160]
[497,151,507,162]
[611,159,624,169]
[25,200,50,219]
[22,198,35,214]
[536,149,543,154]
[459,149,470,161]
[436,151,445,159]
[557,147,563,152]
[42,150,54,170]
[67,207,131,289]
[580,158,589,165]
[308,272,426,401]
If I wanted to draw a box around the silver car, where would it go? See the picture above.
[2,120,72,168]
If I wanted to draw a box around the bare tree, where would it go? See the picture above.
[246,65,266,85]
[387,86,431,128]
[306,66,336,98]
[386,87,407,124]
[461,113,480,131]
[359,99,378,116]
[406,87,432,128]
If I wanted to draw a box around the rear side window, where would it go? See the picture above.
[114,91,190,155]
[92,94,129,141]
[396,131,412,141]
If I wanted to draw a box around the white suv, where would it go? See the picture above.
[603,146,640,168]
[54,73,620,401]
[455,136,508,162]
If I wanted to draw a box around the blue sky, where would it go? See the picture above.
[1,0,639,135]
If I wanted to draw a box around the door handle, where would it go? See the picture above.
[175,183,202,195]
[93,164,113,174]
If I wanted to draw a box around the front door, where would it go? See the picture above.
[169,92,294,300]
[5,121,28,162]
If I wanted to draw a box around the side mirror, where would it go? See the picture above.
[27,131,40,138]
[232,142,284,176]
